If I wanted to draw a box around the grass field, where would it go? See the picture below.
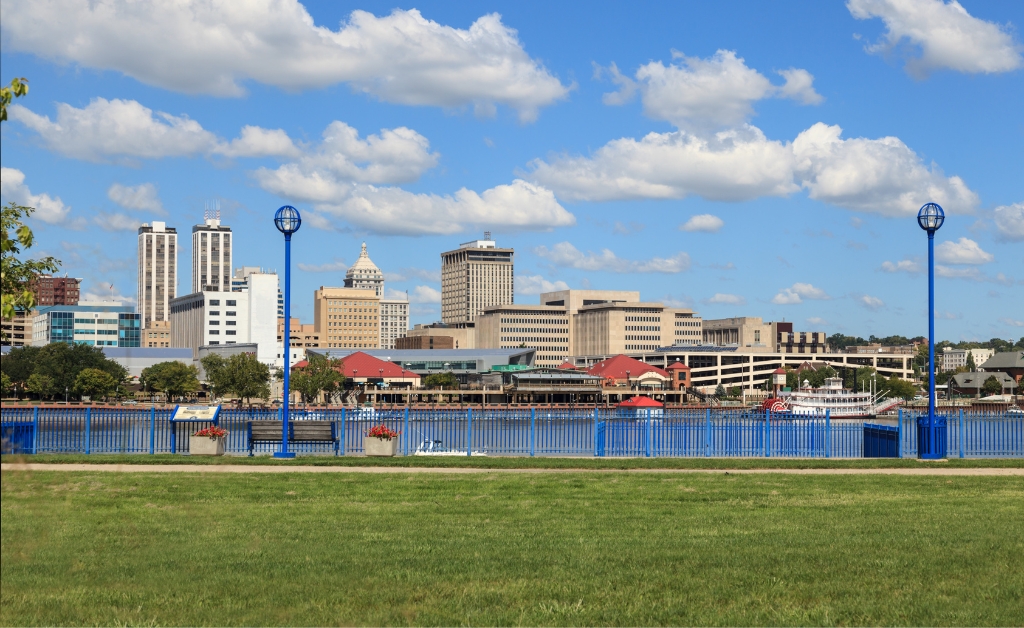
[5,453,1024,469]
[2,470,1022,626]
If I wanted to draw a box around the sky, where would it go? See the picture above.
[1,0,1022,342]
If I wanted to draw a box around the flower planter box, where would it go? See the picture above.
[364,436,398,457]
[189,435,226,456]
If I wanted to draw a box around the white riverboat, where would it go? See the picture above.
[770,377,901,418]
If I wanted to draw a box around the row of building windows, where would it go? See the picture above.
[208,330,237,335]
[675,330,699,335]
[500,317,566,325]
[625,325,660,332]
[675,320,700,326]
[625,335,660,341]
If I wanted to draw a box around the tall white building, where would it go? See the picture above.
[233,266,284,317]
[441,232,514,324]
[380,296,409,350]
[344,243,384,296]
[137,221,177,327]
[191,213,232,293]
[170,273,278,365]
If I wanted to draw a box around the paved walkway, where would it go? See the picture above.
[3,463,1022,476]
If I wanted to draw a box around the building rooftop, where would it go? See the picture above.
[980,351,1024,370]
[588,354,669,380]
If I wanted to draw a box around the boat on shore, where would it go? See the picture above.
[765,377,902,418]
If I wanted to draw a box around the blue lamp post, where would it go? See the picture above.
[917,202,945,459]
[273,205,301,458]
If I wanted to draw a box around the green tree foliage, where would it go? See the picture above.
[74,368,118,400]
[423,372,459,389]
[2,202,61,324]
[224,353,271,407]
[1,372,12,396]
[966,351,977,372]
[880,375,917,400]
[0,77,29,122]
[714,383,726,397]
[0,344,40,385]
[2,344,127,400]
[141,361,200,402]
[785,365,837,390]
[199,354,230,401]
[26,373,56,400]
[289,354,345,406]
[981,376,1003,395]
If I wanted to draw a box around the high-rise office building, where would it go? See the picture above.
[314,287,380,350]
[441,232,513,324]
[137,221,177,327]
[233,266,284,317]
[344,243,384,296]
[191,211,232,293]
[31,274,82,306]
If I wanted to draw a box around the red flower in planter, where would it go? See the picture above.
[366,424,400,440]
[194,426,228,438]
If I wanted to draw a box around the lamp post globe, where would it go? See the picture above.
[274,205,301,458]
[918,202,945,459]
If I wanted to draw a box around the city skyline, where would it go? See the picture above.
[1,0,1022,340]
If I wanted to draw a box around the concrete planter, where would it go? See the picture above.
[364,436,398,457]
[189,435,226,456]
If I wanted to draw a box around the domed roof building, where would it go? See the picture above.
[344,242,384,297]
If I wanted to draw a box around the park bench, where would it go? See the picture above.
[247,420,339,456]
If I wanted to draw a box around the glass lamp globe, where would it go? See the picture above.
[274,205,302,235]
[917,202,944,233]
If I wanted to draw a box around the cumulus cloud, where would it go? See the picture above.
[10,99,218,162]
[93,212,142,232]
[848,0,1023,76]
[533,242,690,273]
[936,237,993,264]
[0,167,71,224]
[0,4,570,121]
[680,214,724,233]
[215,126,301,159]
[1000,317,1024,328]
[806,317,829,326]
[859,294,885,310]
[297,259,348,273]
[254,122,439,196]
[599,50,822,130]
[703,293,746,305]
[993,202,1024,242]
[107,183,164,214]
[935,265,983,280]
[296,180,574,236]
[881,258,922,273]
[409,285,442,303]
[772,282,830,304]
[529,122,977,215]
[516,275,570,295]
[386,267,442,283]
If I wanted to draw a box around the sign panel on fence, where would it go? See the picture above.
[171,405,221,422]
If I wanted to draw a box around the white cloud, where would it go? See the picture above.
[806,317,829,326]
[10,99,218,162]
[859,294,885,310]
[516,275,570,295]
[80,283,136,305]
[254,122,439,195]
[881,258,922,273]
[703,293,746,305]
[935,265,983,280]
[297,259,347,273]
[533,242,690,273]
[0,4,570,121]
[993,202,1024,242]
[791,122,979,216]
[107,183,164,214]
[848,0,1023,76]
[600,50,822,130]
[935,237,993,264]
[772,282,830,304]
[386,267,441,283]
[409,286,442,303]
[215,126,301,159]
[0,167,71,224]
[680,214,724,233]
[295,179,574,236]
[1000,317,1024,328]
[529,122,977,215]
[528,125,797,202]
[93,212,142,232]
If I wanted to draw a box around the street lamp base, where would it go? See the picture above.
[273,452,297,459]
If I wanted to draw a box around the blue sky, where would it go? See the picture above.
[2,0,1022,341]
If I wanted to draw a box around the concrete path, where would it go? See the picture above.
[3,463,1022,476]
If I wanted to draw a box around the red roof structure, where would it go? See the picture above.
[617,395,664,408]
[557,361,577,370]
[293,352,419,380]
[587,354,669,379]
[666,361,690,371]
[772,367,787,374]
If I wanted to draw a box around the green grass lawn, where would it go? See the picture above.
[2,471,1022,626]
[5,452,1024,469]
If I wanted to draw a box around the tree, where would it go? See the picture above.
[224,353,271,407]
[714,383,726,397]
[290,354,345,406]
[1,372,11,397]
[2,202,61,326]
[881,375,917,401]
[74,368,117,400]
[981,376,1003,396]
[33,342,127,399]
[141,361,200,402]
[200,354,230,401]
[1,77,29,122]
[423,372,459,389]
[26,373,56,400]
[966,350,977,372]
[0,345,40,387]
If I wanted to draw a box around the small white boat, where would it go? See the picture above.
[413,439,488,456]
[776,377,902,418]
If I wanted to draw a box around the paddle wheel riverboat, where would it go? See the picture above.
[763,377,902,418]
